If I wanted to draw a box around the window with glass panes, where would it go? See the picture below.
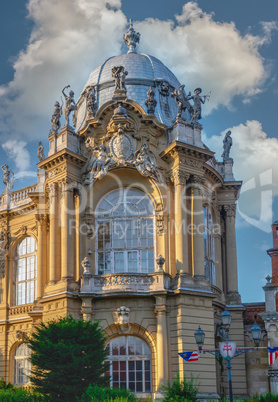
[203,206,215,285]
[96,188,155,274]
[14,237,37,305]
[105,336,151,393]
[13,343,31,385]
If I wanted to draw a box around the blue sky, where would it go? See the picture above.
[0,0,278,303]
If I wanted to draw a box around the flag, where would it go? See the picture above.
[178,351,199,362]
[268,347,278,365]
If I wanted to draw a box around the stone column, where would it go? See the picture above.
[155,296,168,390]
[191,175,205,278]
[74,191,80,281]
[35,214,47,299]
[61,181,74,279]
[224,204,239,295]
[49,183,57,283]
[172,171,189,274]
[215,206,223,292]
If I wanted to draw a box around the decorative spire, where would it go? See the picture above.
[123,19,140,54]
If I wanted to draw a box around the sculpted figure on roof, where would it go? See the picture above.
[111,66,128,92]
[171,85,193,120]
[1,164,14,191]
[50,101,63,135]
[37,142,45,162]
[62,85,77,126]
[221,130,233,160]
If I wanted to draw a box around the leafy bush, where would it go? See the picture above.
[0,387,45,401]
[259,393,278,402]
[28,316,109,401]
[161,372,200,401]
[78,384,136,401]
[0,377,14,390]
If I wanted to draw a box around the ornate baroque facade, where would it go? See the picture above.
[0,22,249,399]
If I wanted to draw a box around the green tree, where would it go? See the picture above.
[161,372,200,401]
[28,316,109,401]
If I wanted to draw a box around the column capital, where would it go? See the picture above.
[224,204,237,218]
[171,170,190,187]
[35,214,48,225]
[190,174,206,186]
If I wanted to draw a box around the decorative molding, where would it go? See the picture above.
[171,170,190,187]
[115,306,131,333]
[224,204,237,219]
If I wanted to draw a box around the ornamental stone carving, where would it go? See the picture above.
[16,330,27,341]
[62,85,77,126]
[123,20,140,53]
[82,85,98,117]
[145,86,157,115]
[155,203,165,236]
[156,255,166,271]
[109,132,136,165]
[85,139,112,181]
[116,306,130,333]
[224,204,237,218]
[1,164,14,191]
[171,170,190,187]
[49,101,63,136]
[81,257,91,276]
[134,143,161,182]
[158,80,170,97]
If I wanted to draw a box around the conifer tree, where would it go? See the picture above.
[28,316,109,401]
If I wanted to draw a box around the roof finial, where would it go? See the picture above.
[123,19,140,54]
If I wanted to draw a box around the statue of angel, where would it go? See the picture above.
[62,85,77,126]
[171,85,193,119]
[50,101,63,134]
[1,164,14,191]
[134,143,160,182]
[37,141,45,162]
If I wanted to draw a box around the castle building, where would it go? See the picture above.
[0,22,248,399]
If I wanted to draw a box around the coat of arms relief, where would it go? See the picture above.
[83,102,163,184]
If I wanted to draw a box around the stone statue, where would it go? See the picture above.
[187,87,208,123]
[85,140,112,181]
[111,66,128,92]
[83,85,98,116]
[62,85,77,126]
[37,141,45,161]
[50,101,63,134]
[171,85,193,119]
[116,306,130,333]
[221,130,233,159]
[1,164,14,191]
[134,143,160,182]
[145,86,157,115]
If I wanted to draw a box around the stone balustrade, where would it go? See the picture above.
[10,305,33,316]
[0,184,37,211]
[81,272,171,295]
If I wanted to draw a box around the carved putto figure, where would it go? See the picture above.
[111,66,128,92]
[83,85,98,116]
[171,85,193,119]
[1,164,14,191]
[85,140,112,181]
[221,130,233,160]
[37,141,45,161]
[145,86,157,115]
[134,143,160,182]
[62,85,77,126]
[116,306,130,333]
[50,101,63,134]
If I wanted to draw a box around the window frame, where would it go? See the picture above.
[13,236,37,306]
[95,189,155,275]
[13,343,31,386]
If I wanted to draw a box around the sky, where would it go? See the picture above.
[0,0,278,303]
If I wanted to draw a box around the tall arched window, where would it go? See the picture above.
[105,336,151,393]
[95,188,155,274]
[14,237,37,305]
[203,206,215,285]
[13,343,31,385]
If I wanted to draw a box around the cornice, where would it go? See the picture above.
[37,149,86,171]
[160,141,214,164]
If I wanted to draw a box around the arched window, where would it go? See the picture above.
[95,188,155,274]
[13,343,31,385]
[105,336,151,393]
[203,206,215,285]
[14,237,37,305]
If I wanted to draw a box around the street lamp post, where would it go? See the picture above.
[194,307,261,402]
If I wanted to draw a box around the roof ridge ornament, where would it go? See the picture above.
[123,19,140,54]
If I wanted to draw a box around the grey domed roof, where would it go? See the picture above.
[75,51,182,131]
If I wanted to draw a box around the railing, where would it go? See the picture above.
[0,184,37,210]
[81,272,170,295]
[10,304,33,315]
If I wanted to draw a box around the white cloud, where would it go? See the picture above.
[2,140,31,171]
[0,0,276,145]
[204,120,278,232]
[137,2,276,113]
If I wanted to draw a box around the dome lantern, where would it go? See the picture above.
[123,19,140,54]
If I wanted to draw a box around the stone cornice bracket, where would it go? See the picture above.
[224,204,237,219]
[171,170,190,187]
